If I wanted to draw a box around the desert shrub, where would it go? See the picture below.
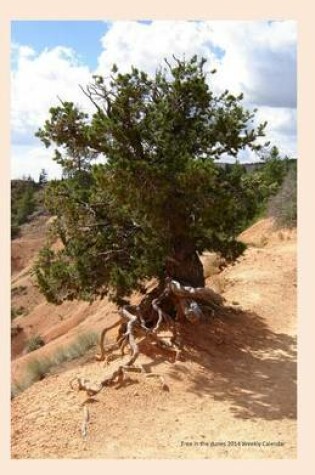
[11,285,28,296]
[11,380,29,399]
[11,224,20,239]
[24,357,52,382]
[12,331,99,398]
[25,335,45,353]
[11,358,51,399]
[268,165,297,228]
[75,331,99,348]
[52,331,98,363]
[11,306,26,320]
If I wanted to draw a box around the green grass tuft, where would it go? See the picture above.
[25,335,45,353]
[12,331,99,399]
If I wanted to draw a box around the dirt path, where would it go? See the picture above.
[11,222,297,459]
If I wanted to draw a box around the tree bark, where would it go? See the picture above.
[166,237,205,288]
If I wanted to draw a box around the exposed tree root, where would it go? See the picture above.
[69,279,226,438]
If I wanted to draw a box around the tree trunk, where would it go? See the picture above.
[166,237,205,288]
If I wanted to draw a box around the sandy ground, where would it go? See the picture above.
[11,218,297,459]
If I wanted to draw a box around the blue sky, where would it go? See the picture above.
[11,21,108,70]
[11,20,297,180]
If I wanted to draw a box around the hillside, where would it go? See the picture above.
[11,179,47,240]
[11,216,297,459]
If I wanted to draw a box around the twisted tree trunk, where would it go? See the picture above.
[70,241,225,438]
[166,237,205,288]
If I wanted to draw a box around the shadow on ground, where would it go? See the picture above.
[163,307,297,421]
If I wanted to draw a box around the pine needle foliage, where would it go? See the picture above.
[34,55,270,305]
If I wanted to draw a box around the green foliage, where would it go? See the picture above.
[11,177,48,239]
[50,332,99,363]
[242,150,295,223]
[25,335,45,353]
[24,357,51,381]
[11,179,37,238]
[11,306,26,320]
[34,55,273,304]
[11,179,36,236]
[260,147,289,194]
[11,356,52,397]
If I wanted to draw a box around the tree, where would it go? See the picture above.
[261,145,288,193]
[11,178,36,238]
[242,146,293,221]
[39,168,48,186]
[34,56,269,393]
[267,163,297,228]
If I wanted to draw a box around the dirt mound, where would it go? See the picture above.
[11,218,297,459]
[238,217,296,247]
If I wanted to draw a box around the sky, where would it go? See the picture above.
[11,20,297,180]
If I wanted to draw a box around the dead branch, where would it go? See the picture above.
[95,319,123,361]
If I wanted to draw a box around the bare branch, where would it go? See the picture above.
[79,84,104,116]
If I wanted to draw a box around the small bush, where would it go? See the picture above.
[11,358,51,398]
[11,380,29,399]
[11,306,26,320]
[76,332,99,349]
[12,331,99,398]
[52,332,99,363]
[24,357,52,382]
[25,335,45,353]
[11,285,28,297]
[11,225,21,239]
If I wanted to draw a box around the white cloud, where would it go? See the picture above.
[11,44,93,143]
[96,21,219,77]
[11,145,62,180]
[11,44,97,179]
[203,21,297,108]
[97,20,296,108]
[96,20,297,159]
[254,107,297,157]
[11,21,297,179]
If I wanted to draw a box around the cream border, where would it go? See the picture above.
[1,1,314,473]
